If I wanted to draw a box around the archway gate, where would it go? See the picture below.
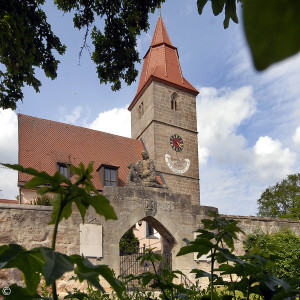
[83,185,218,290]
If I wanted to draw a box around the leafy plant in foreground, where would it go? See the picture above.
[177,212,299,300]
[0,162,124,299]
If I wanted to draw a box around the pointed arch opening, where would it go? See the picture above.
[119,216,176,284]
[171,92,178,111]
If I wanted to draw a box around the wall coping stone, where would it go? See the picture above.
[221,214,300,224]
[0,203,52,211]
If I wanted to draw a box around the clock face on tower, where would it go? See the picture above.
[166,134,190,174]
[170,134,184,152]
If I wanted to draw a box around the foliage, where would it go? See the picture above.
[0,162,124,300]
[177,211,298,300]
[257,173,300,219]
[244,228,300,283]
[197,0,300,70]
[243,0,300,70]
[0,0,165,109]
[0,0,66,110]
[119,227,139,255]
[1,1,300,110]
[0,163,299,299]
[197,0,242,29]
[31,194,53,206]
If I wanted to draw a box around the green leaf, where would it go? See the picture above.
[75,271,105,292]
[177,237,212,257]
[190,269,211,278]
[262,274,291,292]
[0,284,41,299]
[197,0,208,14]
[137,272,156,286]
[48,195,63,225]
[41,248,74,285]
[0,244,24,268]
[137,249,162,263]
[3,247,45,293]
[70,255,125,297]
[64,291,89,300]
[74,197,88,223]
[228,0,238,23]
[211,0,225,16]
[86,194,117,220]
[194,229,215,241]
[243,0,300,70]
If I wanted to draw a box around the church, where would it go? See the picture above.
[18,16,200,207]
[1,15,299,291]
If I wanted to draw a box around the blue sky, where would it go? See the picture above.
[1,0,300,216]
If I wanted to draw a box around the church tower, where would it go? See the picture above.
[128,16,200,205]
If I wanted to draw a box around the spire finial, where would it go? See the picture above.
[159,5,161,18]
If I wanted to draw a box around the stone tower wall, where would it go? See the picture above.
[131,81,200,205]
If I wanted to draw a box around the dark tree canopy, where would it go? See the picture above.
[257,173,300,220]
[119,227,139,255]
[0,0,66,110]
[1,0,299,110]
[0,0,165,110]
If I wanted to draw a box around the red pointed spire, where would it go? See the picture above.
[150,17,173,47]
[129,17,198,111]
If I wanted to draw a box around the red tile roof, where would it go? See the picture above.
[0,199,19,204]
[129,17,198,111]
[18,114,145,190]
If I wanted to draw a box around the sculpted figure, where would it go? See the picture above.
[126,150,167,188]
[126,162,141,185]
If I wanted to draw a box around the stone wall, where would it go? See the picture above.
[1,187,300,294]
[0,203,84,294]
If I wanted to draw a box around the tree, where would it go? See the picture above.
[1,0,299,110]
[119,227,139,255]
[244,228,300,283]
[257,173,300,219]
[0,0,165,110]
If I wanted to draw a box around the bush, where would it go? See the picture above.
[244,228,300,282]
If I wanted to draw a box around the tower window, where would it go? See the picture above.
[171,93,178,111]
[138,102,144,118]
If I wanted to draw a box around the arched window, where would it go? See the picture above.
[171,93,178,111]
[138,102,144,119]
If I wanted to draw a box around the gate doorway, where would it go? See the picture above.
[119,217,175,289]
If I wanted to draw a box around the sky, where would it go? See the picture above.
[1,0,300,216]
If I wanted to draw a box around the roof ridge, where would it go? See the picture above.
[18,113,137,142]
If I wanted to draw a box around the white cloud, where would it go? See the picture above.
[197,86,255,164]
[0,109,18,164]
[0,109,18,199]
[196,85,299,215]
[89,105,131,138]
[0,168,18,200]
[198,146,209,165]
[63,106,82,124]
[293,126,300,145]
[199,165,261,216]
[253,136,296,180]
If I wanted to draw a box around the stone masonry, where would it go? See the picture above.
[1,186,300,293]
[131,81,200,206]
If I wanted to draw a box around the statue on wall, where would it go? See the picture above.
[127,150,168,189]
